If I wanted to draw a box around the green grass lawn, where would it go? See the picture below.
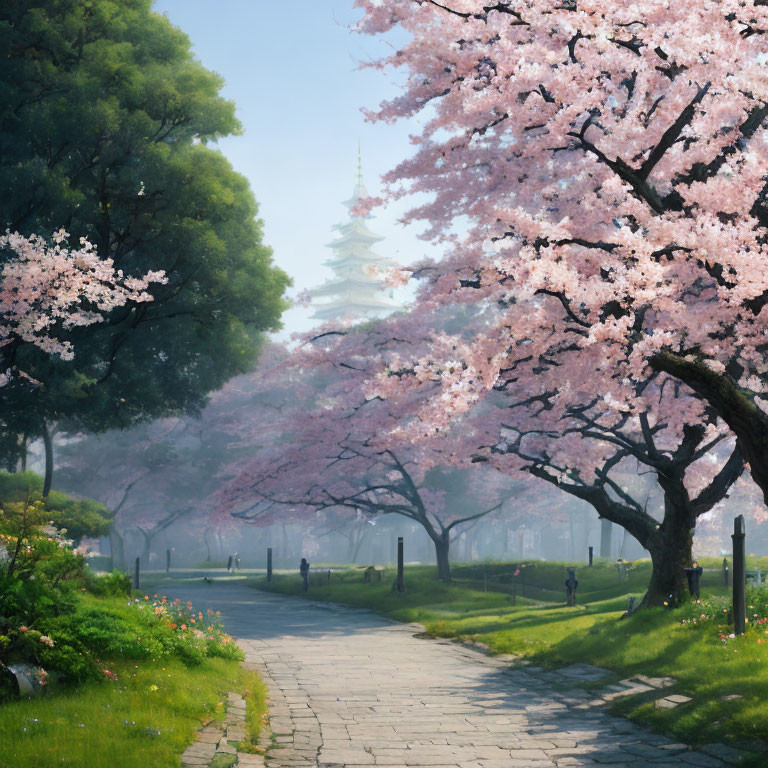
[0,657,265,768]
[0,586,268,768]
[254,558,768,751]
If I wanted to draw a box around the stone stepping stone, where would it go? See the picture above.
[558,663,611,681]
[655,694,692,709]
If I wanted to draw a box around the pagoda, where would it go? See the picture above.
[311,151,401,324]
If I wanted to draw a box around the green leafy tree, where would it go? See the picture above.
[0,471,111,543]
[0,0,290,472]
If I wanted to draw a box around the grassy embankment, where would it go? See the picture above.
[254,557,768,752]
[0,590,268,768]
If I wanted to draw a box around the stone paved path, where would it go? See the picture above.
[164,579,745,768]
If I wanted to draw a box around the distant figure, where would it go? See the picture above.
[300,558,310,592]
[684,560,704,599]
[565,568,579,607]
[227,555,233,573]
[235,553,241,571]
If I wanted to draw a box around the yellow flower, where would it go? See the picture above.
[148,684,159,692]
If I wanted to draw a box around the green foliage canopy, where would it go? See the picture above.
[0,0,291,456]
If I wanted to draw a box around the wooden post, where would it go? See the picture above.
[267,547,273,583]
[166,549,171,574]
[588,546,594,567]
[732,515,746,635]
[134,557,140,590]
[395,536,405,593]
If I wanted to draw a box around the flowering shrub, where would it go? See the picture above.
[677,586,768,646]
[0,487,241,699]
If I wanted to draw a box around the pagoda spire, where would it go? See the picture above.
[357,140,363,188]
[310,148,401,325]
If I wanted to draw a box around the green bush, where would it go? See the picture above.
[0,471,111,543]
[83,569,131,597]
[0,487,241,697]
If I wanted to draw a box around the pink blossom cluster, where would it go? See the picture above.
[0,229,167,384]
[351,0,768,471]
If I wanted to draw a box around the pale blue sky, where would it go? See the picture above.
[153,0,430,336]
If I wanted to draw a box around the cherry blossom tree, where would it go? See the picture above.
[355,0,768,502]
[0,229,166,387]
[363,304,743,604]
[483,396,743,606]
[219,328,516,582]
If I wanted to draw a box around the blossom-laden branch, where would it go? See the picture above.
[0,229,167,385]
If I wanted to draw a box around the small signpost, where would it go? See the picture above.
[267,547,273,582]
[134,557,140,590]
[732,515,746,636]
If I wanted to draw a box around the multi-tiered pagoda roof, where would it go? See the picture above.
[311,152,401,324]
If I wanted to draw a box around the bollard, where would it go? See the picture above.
[565,568,578,607]
[395,536,405,593]
[732,515,746,635]
[166,549,171,574]
[588,546,593,567]
[267,547,273,583]
[134,557,140,590]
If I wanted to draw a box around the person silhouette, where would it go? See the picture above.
[684,560,704,599]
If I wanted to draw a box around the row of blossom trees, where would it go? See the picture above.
[224,1,768,606]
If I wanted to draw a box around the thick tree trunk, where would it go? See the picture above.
[41,422,53,498]
[432,533,452,582]
[641,495,695,607]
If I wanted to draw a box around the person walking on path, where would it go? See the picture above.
[299,557,310,593]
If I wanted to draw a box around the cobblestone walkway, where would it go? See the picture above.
[166,579,750,768]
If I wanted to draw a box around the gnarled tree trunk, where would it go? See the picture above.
[641,497,695,607]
